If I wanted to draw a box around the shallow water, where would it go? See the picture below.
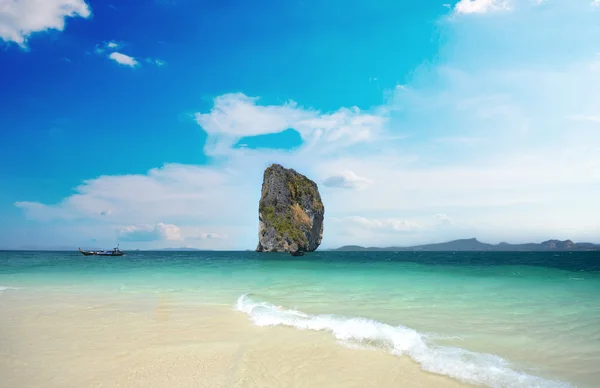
[1,250,599,387]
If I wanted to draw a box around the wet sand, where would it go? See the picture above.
[0,290,471,388]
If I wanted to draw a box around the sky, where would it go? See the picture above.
[1,0,599,250]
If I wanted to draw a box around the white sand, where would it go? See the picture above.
[0,290,472,388]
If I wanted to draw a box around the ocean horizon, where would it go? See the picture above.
[7,237,599,253]
[2,250,599,388]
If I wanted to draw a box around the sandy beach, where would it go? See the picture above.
[0,289,471,388]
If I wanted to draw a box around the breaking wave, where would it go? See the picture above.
[235,293,571,388]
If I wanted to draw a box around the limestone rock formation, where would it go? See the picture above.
[256,164,324,252]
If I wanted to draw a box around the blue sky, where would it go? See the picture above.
[1,0,599,250]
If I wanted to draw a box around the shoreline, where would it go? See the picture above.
[0,289,474,388]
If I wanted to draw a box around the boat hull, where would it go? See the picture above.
[78,248,125,256]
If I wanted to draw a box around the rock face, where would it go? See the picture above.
[541,239,575,250]
[256,164,324,252]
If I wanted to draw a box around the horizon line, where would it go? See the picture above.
[2,236,598,252]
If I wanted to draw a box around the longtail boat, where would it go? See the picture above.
[78,245,125,256]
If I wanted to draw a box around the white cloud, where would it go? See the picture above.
[108,52,138,67]
[454,0,512,14]
[0,0,91,47]
[341,216,420,233]
[119,223,182,242]
[195,93,387,156]
[323,171,372,189]
[94,40,121,54]
[95,42,165,69]
[15,163,237,223]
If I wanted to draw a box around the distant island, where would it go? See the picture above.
[332,238,600,252]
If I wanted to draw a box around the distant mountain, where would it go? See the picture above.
[333,238,600,252]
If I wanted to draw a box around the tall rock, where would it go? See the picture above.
[256,164,324,252]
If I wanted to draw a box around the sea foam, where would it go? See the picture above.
[235,293,572,388]
[0,286,16,294]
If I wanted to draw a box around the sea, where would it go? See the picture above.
[1,250,599,388]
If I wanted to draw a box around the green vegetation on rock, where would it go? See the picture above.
[256,164,324,252]
[260,203,307,246]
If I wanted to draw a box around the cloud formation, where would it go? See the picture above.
[108,52,138,67]
[342,216,420,233]
[323,171,372,189]
[195,93,387,156]
[0,0,91,47]
[119,223,182,242]
[454,0,512,14]
[94,41,164,69]
[94,40,121,54]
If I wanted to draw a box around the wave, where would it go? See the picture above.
[235,293,571,388]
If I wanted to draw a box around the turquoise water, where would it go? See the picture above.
[1,250,599,387]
